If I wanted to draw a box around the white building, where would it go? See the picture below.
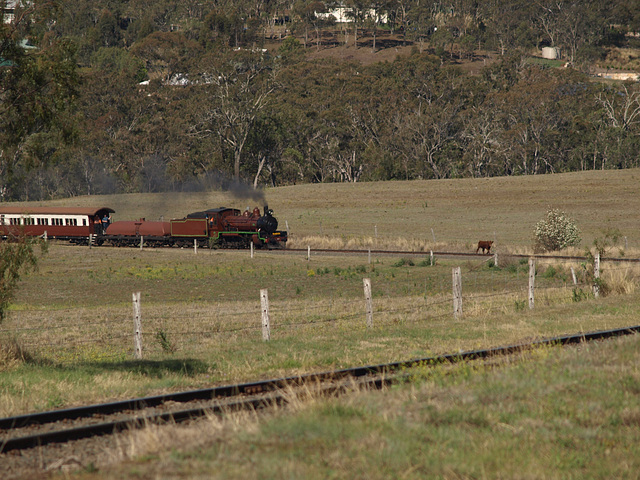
[316,6,388,24]
[2,1,19,24]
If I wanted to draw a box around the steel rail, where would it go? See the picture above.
[2,324,639,453]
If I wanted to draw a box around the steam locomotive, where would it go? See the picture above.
[0,205,287,249]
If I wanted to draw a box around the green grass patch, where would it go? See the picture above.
[81,335,640,479]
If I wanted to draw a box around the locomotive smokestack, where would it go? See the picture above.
[264,205,269,215]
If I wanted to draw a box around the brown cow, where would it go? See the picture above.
[476,240,493,254]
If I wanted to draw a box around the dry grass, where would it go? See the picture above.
[17,168,640,251]
[2,170,640,417]
[0,338,33,372]
[288,233,462,252]
[603,266,638,295]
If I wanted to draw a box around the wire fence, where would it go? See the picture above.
[1,255,637,365]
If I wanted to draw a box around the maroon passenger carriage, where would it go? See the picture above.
[0,206,115,245]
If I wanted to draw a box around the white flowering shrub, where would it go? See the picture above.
[534,209,581,252]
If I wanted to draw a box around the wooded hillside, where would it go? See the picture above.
[2,0,640,200]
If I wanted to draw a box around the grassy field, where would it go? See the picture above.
[17,168,640,251]
[68,334,640,480]
[2,170,640,477]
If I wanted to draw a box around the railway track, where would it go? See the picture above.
[2,324,639,454]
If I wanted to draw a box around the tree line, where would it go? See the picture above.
[1,0,640,200]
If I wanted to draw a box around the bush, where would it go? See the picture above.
[533,209,581,252]
[0,234,47,323]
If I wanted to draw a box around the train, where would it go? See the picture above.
[0,205,287,249]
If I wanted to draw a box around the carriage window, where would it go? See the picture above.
[83,219,87,226]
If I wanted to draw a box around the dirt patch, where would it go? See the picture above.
[265,29,498,71]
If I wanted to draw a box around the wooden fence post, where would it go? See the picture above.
[88,233,93,249]
[430,250,434,266]
[571,267,577,285]
[140,236,144,250]
[194,238,198,254]
[260,289,271,341]
[251,242,254,259]
[452,267,462,319]
[368,248,371,264]
[528,258,535,309]
[307,246,310,261]
[493,252,498,268]
[593,251,600,298]
[363,278,373,328]
[132,292,142,359]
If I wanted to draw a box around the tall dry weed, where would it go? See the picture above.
[0,338,33,371]
[289,234,467,253]
[602,268,638,295]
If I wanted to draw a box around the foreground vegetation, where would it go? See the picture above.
[64,334,640,479]
[1,172,639,477]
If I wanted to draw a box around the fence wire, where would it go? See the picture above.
[2,256,637,365]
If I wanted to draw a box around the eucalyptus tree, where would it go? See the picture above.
[363,0,396,52]
[292,0,333,50]
[344,0,371,48]
[479,0,534,55]
[1,1,78,200]
[460,107,503,177]
[593,83,640,169]
[534,0,610,66]
[192,49,279,183]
